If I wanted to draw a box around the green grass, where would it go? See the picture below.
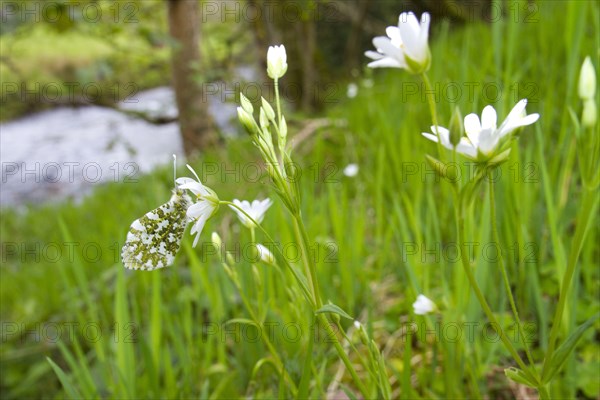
[1,1,599,398]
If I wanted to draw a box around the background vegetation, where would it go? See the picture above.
[1,0,598,398]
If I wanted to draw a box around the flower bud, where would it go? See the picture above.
[448,106,464,147]
[582,98,597,128]
[279,115,288,142]
[256,244,276,265]
[353,320,369,346]
[237,107,259,136]
[211,232,222,249]
[425,155,458,182]
[267,45,288,80]
[578,56,596,100]
[240,92,253,114]
[261,97,275,121]
[259,107,269,130]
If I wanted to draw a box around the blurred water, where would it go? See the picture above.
[0,86,238,208]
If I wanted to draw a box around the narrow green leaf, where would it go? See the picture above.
[297,318,315,399]
[47,357,82,399]
[225,318,260,328]
[504,367,537,388]
[543,312,600,383]
[315,303,353,320]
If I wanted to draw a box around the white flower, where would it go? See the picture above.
[176,165,219,247]
[365,11,431,73]
[413,294,436,315]
[343,163,359,177]
[237,106,259,136]
[422,99,539,161]
[578,56,596,100]
[256,243,276,265]
[229,198,273,228]
[582,99,597,128]
[347,83,358,98]
[267,45,288,80]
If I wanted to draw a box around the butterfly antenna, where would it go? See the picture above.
[172,154,177,188]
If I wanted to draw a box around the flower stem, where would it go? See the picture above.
[454,204,537,384]
[489,179,538,373]
[229,270,298,395]
[420,72,444,159]
[274,78,282,126]
[292,213,322,308]
[317,313,370,398]
[249,226,265,317]
[542,187,599,377]
[224,201,371,396]
[220,201,315,308]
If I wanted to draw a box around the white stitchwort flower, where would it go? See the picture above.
[176,165,219,247]
[578,57,597,128]
[365,11,431,73]
[422,99,539,161]
[343,163,359,177]
[413,294,436,315]
[256,243,276,265]
[267,45,288,80]
[578,56,596,100]
[230,198,273,228]
[347,83,358,98]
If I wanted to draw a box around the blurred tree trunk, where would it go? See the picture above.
[295,13,317,112]
[167,0,215,155]
[344,0,370,73]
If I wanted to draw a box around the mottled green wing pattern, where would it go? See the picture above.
[121,190,191,270]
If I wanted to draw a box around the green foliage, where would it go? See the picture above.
[1,1,599,399]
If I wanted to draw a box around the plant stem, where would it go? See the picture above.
[292,213,323,308]
[489,179,538,372]
[220,201,315,308]
[454,205,536,384]
[274,78,282,126]
[230,271,298,395]
[420,72,444,159]
[317,313,370,399]
[538,384,551,400]
[542,187,599,377]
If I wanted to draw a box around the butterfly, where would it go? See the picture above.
[121,156,191,271]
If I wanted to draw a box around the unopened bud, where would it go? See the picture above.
[237,107,259,136]
[259,107,269,130]
[267,45,288,80]
[240,92,254,114]
[448,106,464,146]
[279,115,288,142]
[261,97,275,121]
[578,56,596,100]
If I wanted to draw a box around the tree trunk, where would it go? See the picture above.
[167,0,215,155]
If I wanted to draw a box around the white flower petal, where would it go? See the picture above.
[372,36,404,61]
[455,139,478,158]
[367,58,404,69]
[481,105,497,131]
[343,163,359,177]
[413,294,436,315]
[499,113,540,138]
[464,113,482,145]
[364,50,384,60]
[419,13,431,50]
[385,26,402,47]
[398,12,422,60]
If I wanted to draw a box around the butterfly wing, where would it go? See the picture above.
[121,190,191,270]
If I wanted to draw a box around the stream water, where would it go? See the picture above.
[0,86,238,208]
